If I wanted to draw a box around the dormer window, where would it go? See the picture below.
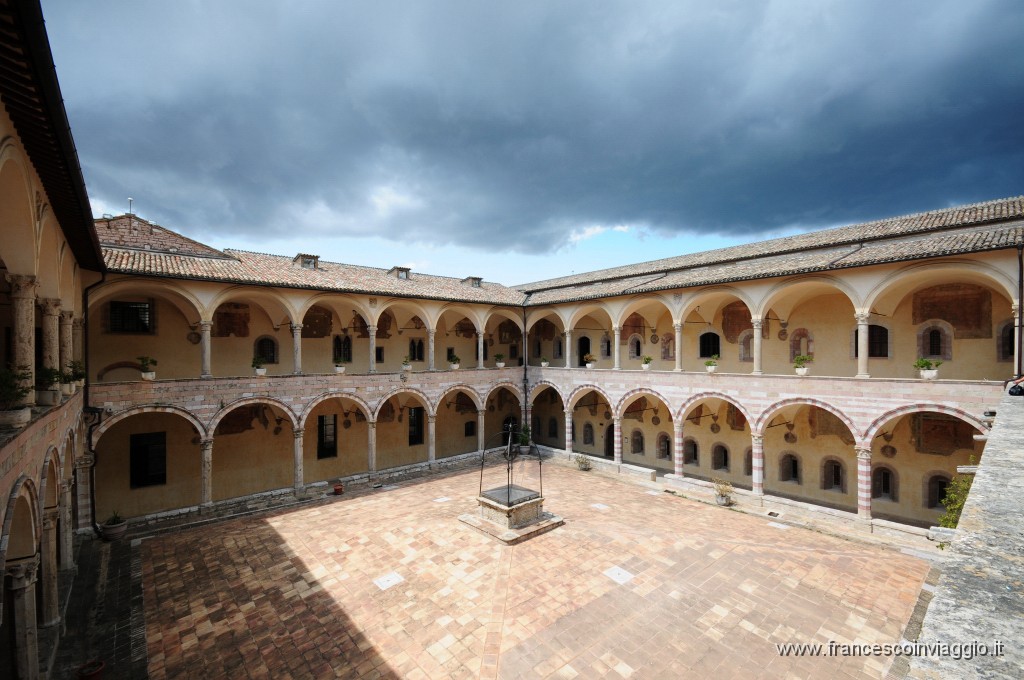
[462,276,482,288]
[388,266,411,279]
[294,253,319,270]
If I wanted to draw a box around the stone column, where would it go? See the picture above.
[674,322,683,372]
[427,415,436,464]
[477,412,486,452]
[6,275,38,401]
[477,331,485,369]
[612,326,621,370]
[72,317,84,364]
[59,311,74,373]
[200,438,214,509]
[612,417,622,464]
[41,508,60,627]
[427,329,436,371]
[60,480,75,570]
[291,323,303,375]
[199,320,213,378]
[39,298,61,372]
[74,455,94,531]
[564,409,573,453]
[564,330,573,368]
[751,318,763,375]
[673,419,684,477]
[856,312,870,378]
[751,434,765,496]
[367,422,377,471]
[367,325,378,373]
[293,428,305,492]
[856,446,872,520]
[5,557,40,679]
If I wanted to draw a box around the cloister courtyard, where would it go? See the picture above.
[59,461,935,679]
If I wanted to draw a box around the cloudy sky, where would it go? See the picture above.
[43,0,1024,285]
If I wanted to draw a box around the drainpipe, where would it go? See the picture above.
[1018,246,1023,379]
[522,302,529,438]
[81,271,107,534]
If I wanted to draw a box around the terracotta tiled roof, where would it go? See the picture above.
[95,215,229,257]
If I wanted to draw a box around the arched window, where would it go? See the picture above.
[554,339,563,359]
[548,417,558,438]
[712,445,729,471]
[927,474,951,509]
[872,467,897,501]
[997,320,1015,362]
[333,335,344,363]
[657,433,671,460]
[821,459,845,492]
[408,339,424,362]
[583,423,594,445]
[600,334,612,358]
[779,453,800,483]
[853,324,890,358]
[699,332,721,358]
[627,334,644,360]
[744,448,752,476]
[660,334,675,361]
[738,330,753,362]
[917,320,953,361]
[578,336,592,366]
[631,430,644,455]
[789,328,813,362]
[254,336,278,364]
[683,439,699,465]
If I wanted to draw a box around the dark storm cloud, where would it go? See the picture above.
[44,0,1024,252]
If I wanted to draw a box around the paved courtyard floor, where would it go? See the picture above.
[124,463,931,679]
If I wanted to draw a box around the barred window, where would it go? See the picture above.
[110,301,154,334]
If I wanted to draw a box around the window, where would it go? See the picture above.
[712,445,729,471]
[534,340,542,357]
[738,330,753,362]
[409,339,424,362]
[255,336,278,364]
[474,341,488,361]
[917,321,953,361]
[822,459,844,492]
[872,467,897,501]
[789,329,813,362]
[779,454,800,483]
[631,430,644,455]
[333,335,351,363]
[744,449,752,476]
[583,423,594,445]
[578,337,592,366]
[464,421,476,438]
[661,335,675,361]
[508,344,518,360]
[130,432,166,487]
[854,325,889,358]
[408,406,425,446]
[548,417,558,438]
[317,415,337,459]
[109,300,154,334]
[627,334,643,360]
[554,339,563,359]
[657,433,671,460]
[375,347,384,363]
[683,439,698,465]
[699,332,721,358]
[927,475,950,509]
[998,321,1015,362]
[600,334,612,358]
[928,329,942,356]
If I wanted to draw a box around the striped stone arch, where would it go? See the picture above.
[93,405,208,448]
[298,391,375,430]
[675,391,753,427]
[754,397,857,439]
[436,384,485,412]
[615,387,673,420]
[59,424,77,461]
[209,397,299,434]
[862,403,988,444]
[566,384,614,411]
[0,474,40,624]
[38,446,61,513]
[528,380,567,406]
[373,387,433,419]
[483,381,527,407]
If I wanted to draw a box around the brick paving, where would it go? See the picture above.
[101,463,928,679]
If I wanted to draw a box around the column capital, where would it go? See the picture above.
[200,437,215,449]
[5,556,40,588]
[672,419,684,432]
[750,433,764,444]
[290,323,303,333]
[673,322,682,331]
[564,329,572,337]
[1013,303,1020,317]
[59,310,75,324]
[750,318,762,329]
[856,446,872,460]
[855,311,871,324]
[198,320,213,332]
[293,428,305,439]
[428,328,436,337]
[4,273,37,298]
[611,415,622,425]
[72,317,85,330]
[60,479,74,494]
[38,297,62,316]
[612,325,621,333]
[42,508,59,529]
[367,325,378,333]
[75,455,95,469]
[427,414,436,423]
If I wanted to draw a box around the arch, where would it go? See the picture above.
[615,388,673,420]
[436,384,485,414]
[864,259,1017,314]
[208,286,298,326]
[755,274,862,320]
[567,302,614,332]
[39,447,61,512]
[483,381,526,408]
[566,384,614,411]
[679,286,758,324]
[676,392,753,427]
[92,405,208,448]
[373,387,433,419]
[529,381,567,406]
[614,295,675,328]
[755,398,856,439]
[0,139,38,275]
[483,306,525,334]
[376,298,434,332]
[524,308,568,335]
[0,475,39,567]
[209,397,298,434]
[862,404,987,444]
[89,278,205,327]
[298,391,375,430]
[294,293,373,331]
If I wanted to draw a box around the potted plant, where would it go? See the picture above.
[0,365,32,428]
[100,510,128,541]
[583,353,596,369]
[59,369,76,395]
[69,359,86,387]
[704,355,719,373]
[494,353,505,368]
[641,355,653,370]
[517,424,531,454]
[914,357,942,379]
[793,354,812,376]
[252,356,267,376]
[137,356,157,380]
[540,357,550,368]
[402,355,413,371]
[712,478,733,506]
[574,453,592,471]
[448,354,461,370]
[333,361,346,374]
[332,481,344,495]
[36,366,61,404]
